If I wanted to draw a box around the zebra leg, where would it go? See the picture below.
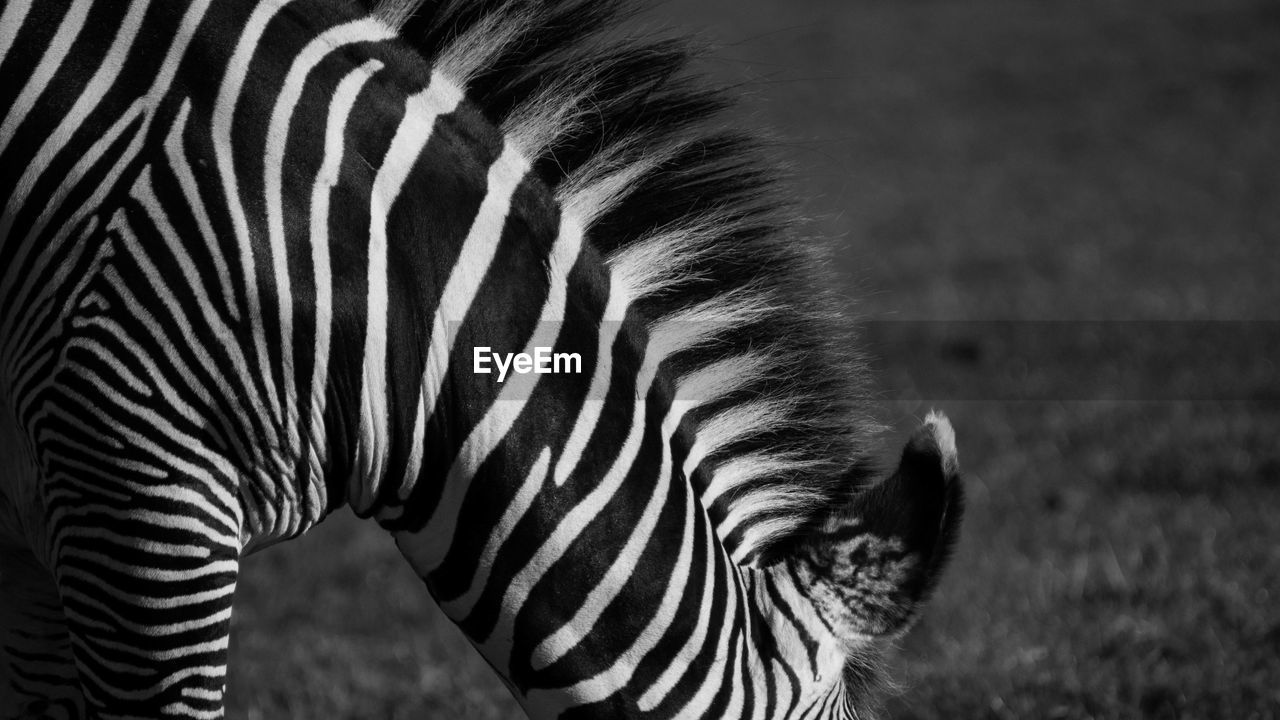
[0,542,83,720]
[43,479,242,719]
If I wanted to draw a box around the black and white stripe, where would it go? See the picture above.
[0,0,963,717]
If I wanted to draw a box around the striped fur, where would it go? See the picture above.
[373,0,882,564]
[0,0,962,717]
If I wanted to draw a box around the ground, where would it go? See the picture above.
[226,0,1280,717]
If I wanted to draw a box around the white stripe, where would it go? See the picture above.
[212,0,294,430]
[8,216,98,358]
[70,657,225,703]
[554,289,771,490]
[703,450,815,510]
[42,450,236,525]
[524,414,699,709]
[0,0,33,68]
[731,516,809,567]
[396,214,581,569]
[723,629,748,719]
[63,339,150,396]
[127,167,267,471]
[166,98,240,320]
[0,0,93,156]
[65,280,235,499]
[58,566,237,610]
[528,459,671,667]
[529,358,698,671]
[0,98,143,348]
[3,0,211,365]
[0,0,147,245]
[415,135,529,431]
[670,568,751,719]
[44,377,239,541]
[478,381,657,673]
[550,287,628,486]
[64,304,244,525]
[637,512,725,710]
[437,447,552,618]
[52,549,239,586]
[353,70,465,510]
[396,395,427,502]
[90,220,243,514]
[309,59,384,505]
[265,18,397,458]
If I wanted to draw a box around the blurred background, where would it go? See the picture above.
[227,0,1280,717]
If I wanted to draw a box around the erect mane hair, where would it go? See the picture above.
[368,0,880,566]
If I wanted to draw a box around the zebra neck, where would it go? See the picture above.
[321,80,573,527]
[381,240,858,716]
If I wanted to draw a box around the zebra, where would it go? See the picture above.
[0,0,965,717]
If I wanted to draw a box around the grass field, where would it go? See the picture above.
[227,0,1280,717]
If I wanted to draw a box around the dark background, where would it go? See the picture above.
[227,0,1280,717]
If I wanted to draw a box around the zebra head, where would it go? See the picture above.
[747,411,964,717]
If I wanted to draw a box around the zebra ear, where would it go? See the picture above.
[792,411,964,643]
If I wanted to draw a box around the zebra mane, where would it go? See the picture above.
[370,0,880,565]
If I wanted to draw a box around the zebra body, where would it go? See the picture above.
[0,0,963,717]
